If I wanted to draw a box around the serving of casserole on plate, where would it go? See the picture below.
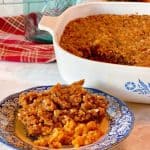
[0,80,134,150]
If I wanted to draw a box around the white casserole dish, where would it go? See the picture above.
[39,2,150,104]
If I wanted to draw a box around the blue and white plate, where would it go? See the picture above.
[0,86,134,150]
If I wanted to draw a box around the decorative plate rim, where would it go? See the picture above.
[0,86,134,150]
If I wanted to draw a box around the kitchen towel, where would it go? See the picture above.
[0,15,55,63]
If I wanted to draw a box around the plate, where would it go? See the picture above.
[0,86,134,150]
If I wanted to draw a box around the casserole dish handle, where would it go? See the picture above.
[38,15,58,35]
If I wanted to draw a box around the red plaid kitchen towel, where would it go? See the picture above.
[0,15,55,63]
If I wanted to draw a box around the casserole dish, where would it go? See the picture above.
[39,2,150,103]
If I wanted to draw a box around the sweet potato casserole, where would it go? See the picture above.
[60,14,150,67]
[17,80,109,148]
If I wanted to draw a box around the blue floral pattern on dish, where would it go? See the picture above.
[0,86,134,150]
[125,79,150,96]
